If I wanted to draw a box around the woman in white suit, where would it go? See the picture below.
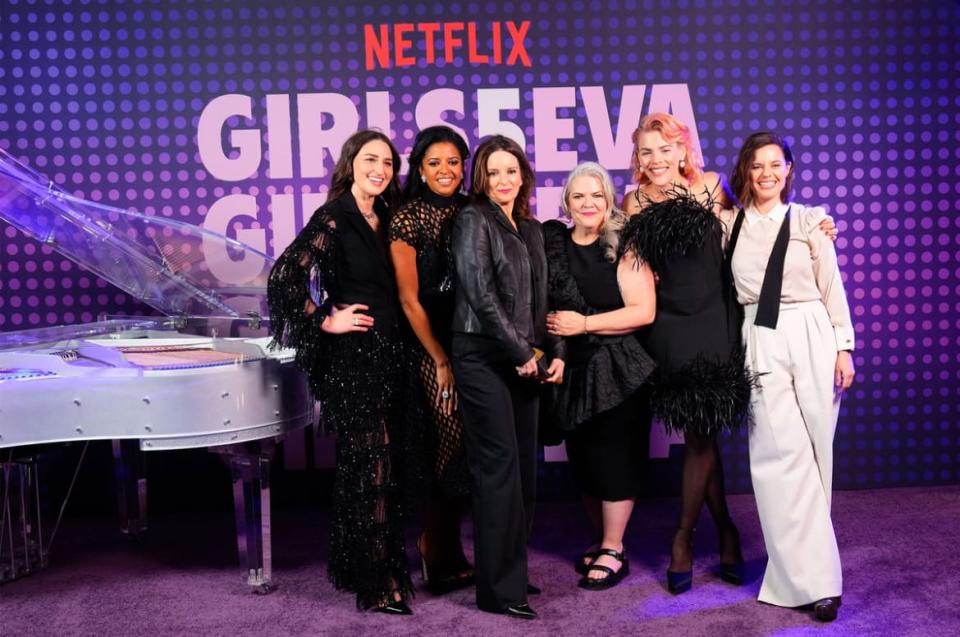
[727,132,856,622]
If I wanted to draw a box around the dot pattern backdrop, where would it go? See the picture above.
[1,0,958,491]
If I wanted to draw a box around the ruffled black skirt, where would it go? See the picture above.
[549,334,656,432]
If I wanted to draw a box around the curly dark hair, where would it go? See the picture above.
[327,129,402,207]
[402,125,470,202]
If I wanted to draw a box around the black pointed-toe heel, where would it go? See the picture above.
[718,523,745,586]
[813,596,841,622]
[503,603,537,620]
[666,569,693,594]
[719,561,744,585]
[375,600,413,616]
[417,534,474,594]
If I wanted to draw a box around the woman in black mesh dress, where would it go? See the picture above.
[267,130,413,615]
[389,126,474,592]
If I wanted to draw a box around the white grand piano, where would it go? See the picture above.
[0,149,312,593]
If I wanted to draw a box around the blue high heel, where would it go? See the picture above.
[667,569,693,594]
[667,528,694,594]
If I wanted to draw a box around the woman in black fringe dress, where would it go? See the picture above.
[388,126,474,592]
[266,129,413,615]
[620,113,752,595]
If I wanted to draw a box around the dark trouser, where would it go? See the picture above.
[452,334,539,612]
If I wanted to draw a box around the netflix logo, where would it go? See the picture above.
[364,21,532,70]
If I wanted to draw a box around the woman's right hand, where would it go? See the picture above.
[321,303,375,334]
[516,355,539,378]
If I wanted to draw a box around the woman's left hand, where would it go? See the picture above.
[542,358,565,384]
[834,350,856,394]
[546,311,586,336]
[819,217,839,242]
[434,359,458,416]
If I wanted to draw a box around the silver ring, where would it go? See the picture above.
[352,318,359,327]
[441,390,451,400]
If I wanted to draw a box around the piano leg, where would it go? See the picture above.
[112,439,148,536]
[214,440,276,595]
[0,454,46,583]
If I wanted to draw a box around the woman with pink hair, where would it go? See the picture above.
[620,112,750,594]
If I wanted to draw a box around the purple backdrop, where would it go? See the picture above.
[1,0,958,491]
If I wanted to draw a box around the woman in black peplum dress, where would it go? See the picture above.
[543,161,657,591]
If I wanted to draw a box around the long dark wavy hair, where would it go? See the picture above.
[469,135,535,220]
[402,125,470,202]
[327,129,402,207]
[729,132,794,207]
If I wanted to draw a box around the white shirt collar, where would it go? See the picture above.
[745,200,789,226]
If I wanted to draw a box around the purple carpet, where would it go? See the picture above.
[2,486,958,636]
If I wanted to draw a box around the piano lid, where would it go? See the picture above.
[0,148,275,319]
[0,318,168,351]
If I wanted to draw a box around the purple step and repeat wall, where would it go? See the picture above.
[1,0,958,492]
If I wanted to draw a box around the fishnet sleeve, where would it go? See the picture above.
[388,202,423,249]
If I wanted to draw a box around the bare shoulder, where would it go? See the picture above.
[691,172,731,211]
[700,171,723,191]
[693,171,723,198]
[621,187,644,215]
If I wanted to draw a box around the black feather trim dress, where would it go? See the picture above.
[619,192,755,435]
[267,192,412,610]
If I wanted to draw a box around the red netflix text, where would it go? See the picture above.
[364,21,532,70]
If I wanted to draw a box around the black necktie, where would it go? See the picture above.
[755,206,791,329]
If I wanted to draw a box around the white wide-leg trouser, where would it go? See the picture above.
[743,300,842,607]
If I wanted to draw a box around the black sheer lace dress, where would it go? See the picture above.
[267,193,412,610]
[389,190,471,499]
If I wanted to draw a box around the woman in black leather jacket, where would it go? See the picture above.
[450,135,565,620]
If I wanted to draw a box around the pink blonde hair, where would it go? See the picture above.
[630,112,704,185]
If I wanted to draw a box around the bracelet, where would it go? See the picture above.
[583,314,588,335]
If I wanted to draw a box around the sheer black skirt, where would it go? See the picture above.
[317,329,413,609]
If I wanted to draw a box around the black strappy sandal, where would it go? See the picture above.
[574,543,602,576]
[578,548,630,591]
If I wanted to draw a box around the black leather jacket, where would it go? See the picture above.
[451,198,565,365]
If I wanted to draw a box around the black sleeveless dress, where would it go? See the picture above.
[619,192,753,435]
